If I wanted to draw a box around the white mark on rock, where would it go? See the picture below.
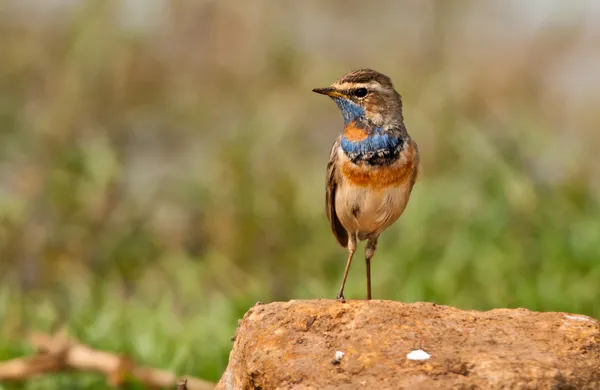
[406,349,431,361]
[332,350,344,364]
[565,315,591,322]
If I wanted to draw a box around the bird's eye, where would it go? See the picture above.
[354,88,368,98]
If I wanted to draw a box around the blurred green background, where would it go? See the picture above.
[1,0,600,388]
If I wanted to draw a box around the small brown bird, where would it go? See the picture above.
[313,69,420,301]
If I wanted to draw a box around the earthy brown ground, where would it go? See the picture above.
[216,299,600,390]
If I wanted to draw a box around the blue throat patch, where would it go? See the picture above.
[340,132,402,156]
[334,97,402,160]
[334,98,366,126]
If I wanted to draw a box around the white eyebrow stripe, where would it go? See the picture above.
[332,81,384,95]
[369,83,387,93]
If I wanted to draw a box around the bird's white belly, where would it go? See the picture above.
[335,182,410,240]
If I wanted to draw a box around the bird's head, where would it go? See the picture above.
[312,69,404,130]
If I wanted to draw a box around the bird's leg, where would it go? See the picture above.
[336,234,356,302]
[365,236,379,300]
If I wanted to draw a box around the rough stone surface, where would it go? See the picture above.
[216,300,600,390]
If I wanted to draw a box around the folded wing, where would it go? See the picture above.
[326,136,349,247]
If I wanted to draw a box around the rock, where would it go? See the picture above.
[216,300,600,390]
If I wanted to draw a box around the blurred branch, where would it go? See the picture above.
[0,332,214,390]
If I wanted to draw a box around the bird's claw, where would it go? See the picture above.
[336,293,346,303]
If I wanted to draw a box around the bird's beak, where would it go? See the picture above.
[312,87,345,98]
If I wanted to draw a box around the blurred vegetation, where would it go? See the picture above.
[1,0,600,388]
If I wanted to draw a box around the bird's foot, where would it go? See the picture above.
[336,292,346,303]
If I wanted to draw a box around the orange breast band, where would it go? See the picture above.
[340,142,417,190]
[343,121,369,142]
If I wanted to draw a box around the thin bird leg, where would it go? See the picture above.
[365,237,378,300]
[336,234,356,302]
[366,258,372,300]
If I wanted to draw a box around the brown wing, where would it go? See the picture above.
[326,136,348,247]
[408,138,421,191]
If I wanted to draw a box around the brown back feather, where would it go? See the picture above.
[326,136,348,247]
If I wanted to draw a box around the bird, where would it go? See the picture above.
[312,69,420,301]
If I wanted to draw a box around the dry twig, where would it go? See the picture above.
[0,332,214,390]
[178,378,188,390]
